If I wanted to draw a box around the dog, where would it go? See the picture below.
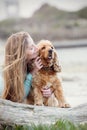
[27,40,70,108]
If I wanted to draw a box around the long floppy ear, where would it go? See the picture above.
[53,50,61,72]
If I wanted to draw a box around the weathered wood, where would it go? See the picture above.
[0,98,87,125]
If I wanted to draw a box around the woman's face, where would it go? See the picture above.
[25,36,38,62]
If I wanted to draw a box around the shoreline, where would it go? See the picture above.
[1,38,87,49]
[53,39,87,49]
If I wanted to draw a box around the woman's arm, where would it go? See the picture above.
[24,73,32,98]
[24,57,42,98]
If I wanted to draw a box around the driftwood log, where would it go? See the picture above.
[0,98,87,126]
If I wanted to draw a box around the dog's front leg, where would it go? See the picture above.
[54,81,70,108]
[34,87,43,106]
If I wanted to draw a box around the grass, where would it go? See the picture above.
[0,120,87,130]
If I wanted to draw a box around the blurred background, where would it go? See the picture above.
[0,0,87,107]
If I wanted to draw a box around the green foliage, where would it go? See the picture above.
[54,120,79,130]
[73,22,79,27]
[0,4,87,40]
[77,7,87,19]
[0,19,15,26]
[78,123,87,130]
[1,120,87,130]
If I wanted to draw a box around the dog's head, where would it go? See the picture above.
[37,40,61,72]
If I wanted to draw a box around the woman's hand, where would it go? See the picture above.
[31,57,43,75]
[41,88,52,97]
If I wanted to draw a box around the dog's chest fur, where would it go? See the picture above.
[32,69,57,89]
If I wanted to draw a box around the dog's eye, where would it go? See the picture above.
[51,47,53,49]
[42,47,45,50]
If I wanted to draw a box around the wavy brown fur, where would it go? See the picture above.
[27,40,70,108]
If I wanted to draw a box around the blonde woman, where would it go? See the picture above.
[1,32,52,103]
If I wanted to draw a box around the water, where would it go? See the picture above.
[57,47,87,107]
[0,41,87,107]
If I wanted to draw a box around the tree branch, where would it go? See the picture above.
[0,99,87,125]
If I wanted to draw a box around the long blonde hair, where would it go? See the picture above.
[2,32,30,102]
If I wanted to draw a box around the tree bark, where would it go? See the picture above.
[0,98,87,125]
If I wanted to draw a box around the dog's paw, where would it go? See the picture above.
[35,102,43,106]
[64,103,71,108]
[59,103,71,108]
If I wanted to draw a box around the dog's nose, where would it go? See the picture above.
[49,49,53,54]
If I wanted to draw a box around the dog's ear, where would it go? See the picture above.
[53,50,61,72]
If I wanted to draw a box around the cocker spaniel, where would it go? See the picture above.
[27,40,70,108]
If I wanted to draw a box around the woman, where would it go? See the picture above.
[2,32,51,103]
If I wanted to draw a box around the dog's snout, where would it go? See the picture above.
[49,49,53,54]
